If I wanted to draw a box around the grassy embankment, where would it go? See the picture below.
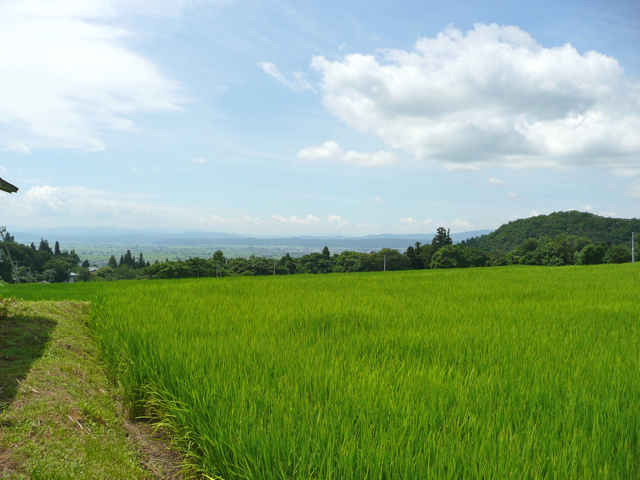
[81,264,640,479]
[0,299,185,478]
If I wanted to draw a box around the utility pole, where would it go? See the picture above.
[273,260,276,276]
[633,232,636,264]
[12,261,19,284]
[384,254,386,272]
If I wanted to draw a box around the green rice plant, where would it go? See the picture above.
[89,265,640,479]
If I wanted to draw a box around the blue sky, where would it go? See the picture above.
[1,0,639,235]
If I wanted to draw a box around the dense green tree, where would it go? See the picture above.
[361,248,410,271]
[41,257,72,283]
[333,251,363,273]
[38,239,53,255]
[54,241,61,256]
[432,227,452,248]
[486,251,510,267]
[96,266,116,281]
[296,252,333,274]
[576,244,607,265]
[464,247,490,267]
[430,245,469,269]
[277,253,297,274]
[33,250,52,272]
[321,246,331,259]
[514,237,564,266]
[82,259,90,268]
[604,244,632,264]
[213,250,226,264]
[405,243,425,270]
[120,250,135,269]
[107,255,118,269]
[78,267,92,282]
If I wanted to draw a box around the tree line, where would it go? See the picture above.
[143,227,633,280]
[0,223,635,284]
[0,236,84,283]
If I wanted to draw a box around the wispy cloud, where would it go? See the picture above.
[3,143,31,154]
[189,157,207,163]
[258,62,315,93]
[0,0,186,151]
[271,214,321,225]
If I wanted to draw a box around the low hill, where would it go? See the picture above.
[463,211,640,251]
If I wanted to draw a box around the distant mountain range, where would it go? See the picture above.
[8,226,494,250]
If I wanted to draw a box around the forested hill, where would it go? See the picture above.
[462,211,640,251]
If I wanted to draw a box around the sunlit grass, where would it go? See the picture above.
[89,265,640,479]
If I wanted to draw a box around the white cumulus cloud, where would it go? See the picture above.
[327,215,347,227]
[311,23,640,173]
[507,192,517,197]
[0,0,186,151]
[297,141,398,167]
[189,157,207,163]
[451,219,473,230]
[24,185,68,212]
[487,178,503,186]
[373,196,383,202]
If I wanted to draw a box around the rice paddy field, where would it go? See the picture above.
[6,264,640,478]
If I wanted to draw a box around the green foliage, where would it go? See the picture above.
[464,211,640,251]
[107,255,118,269]
[295,252,333,274]
[333,251,363,273]
[575,243,607,265]
[430,245,489,269]
[89,265,640,479]
[604,244,632,264]
[432,227,452,247]
[38,239,53,255]
[41,257,73,283]
[77,267,92,282]
[430,244,469,268]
